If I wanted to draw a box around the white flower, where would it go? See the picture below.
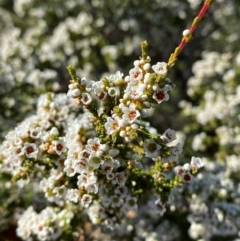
[52,140,66,155]
[88,155,104,169]
[190,156,204,169]
[14,146,25,157]
[152,62,168,76]
[68,83,75,90]
[129,66,143,82]
[93,82,107,100]
[182,172,193,183]
[122,103,140,123]
[77,173,88,187]
[83,78,94,91]
[114,171,127,185]
[81,194,92,208]
[174,165,184,175]
[86,183,98,194]
[162,154,179,163]
[154,199,166,216]
[23,142,38,158]
[183,163,191,172]
[174,164,193,183]
[1,140,13,155]
[161,128,177,143]
[111,195,123,208]
[12,156,23,167]
[54,185,67,198]
[79,149,91,160]
[124,83,146,100]
[143,139,162,158]
[108,71,124,84]
[106,172,115,180]
[73,160,88,174]
[108,86,120,97]
[29,127,42,139]
[88,201,105,224]
[86,138,103,155]
[16,206,36,240]
[101,162,114,173]
[77,173,97,188]
[114,185,128,197]
[171,142,183,155]
[64,161,77,177]
[105,117,122,135]
[101,196,111,208]
[162,84,173,92]
[153,89,169,104]
[81,92,92,105]
[67,189,80,203]
[124,196,138,211]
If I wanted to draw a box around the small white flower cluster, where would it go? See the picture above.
[0,1,139,140]
[179,49,240,240]
[186,51,231,98]
[50,57,202,229]
[186,174,240,240]
[67,58,173,145]
[167,164,240,241]
[174,156,204,183]
[192,85,240,126]
[1,93,77,178]
[0,53,204,237]
[16,206,74,241]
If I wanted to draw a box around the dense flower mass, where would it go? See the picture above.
[179,49,240,241]
[2,0,239,240]
[16,206,74,241]
[0,0,204,142]
[0,43,204,240]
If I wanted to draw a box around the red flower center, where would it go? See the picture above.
[134,71,141,78]
[56,143,63,151]
[156,91,165,100]
[26,146,34,154]
[184,174,191,182]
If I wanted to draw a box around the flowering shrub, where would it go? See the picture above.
[0,0,197,140]
[1,0,240,241]
[2,0,234,140]
[1,41,205,239]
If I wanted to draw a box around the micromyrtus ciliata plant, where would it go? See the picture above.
[0,1,212,240]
